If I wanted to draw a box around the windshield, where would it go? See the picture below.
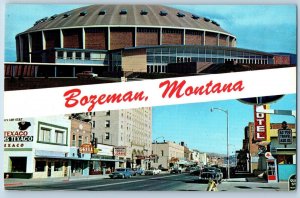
[116,168,125,172]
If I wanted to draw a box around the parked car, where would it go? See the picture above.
[109,168,133,179]
[170,167,182,174]
[199,167,223,183]
[189,167,198,174]
[76,71,98,78]
[144,167,161,175]
[132,168,144,175]
[158,166,168,171]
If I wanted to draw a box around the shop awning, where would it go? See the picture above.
[91,158,125,162]
[273,148,296,155]
[35,156,90,161]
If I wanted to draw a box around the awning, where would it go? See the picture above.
[273,148,296,155]
[91,158,125,162]
[35,156,90,161]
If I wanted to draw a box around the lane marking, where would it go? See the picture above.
[77,174,181,190]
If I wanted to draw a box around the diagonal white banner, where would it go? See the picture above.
[4,67,296,119]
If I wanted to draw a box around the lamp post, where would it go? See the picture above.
[211,107,230,179]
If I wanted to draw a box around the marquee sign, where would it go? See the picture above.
[114,146,127,156]
[79,143,94,153]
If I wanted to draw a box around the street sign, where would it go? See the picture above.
[288,174,296,191]
[278,129,292,144]
[265,152,272,159]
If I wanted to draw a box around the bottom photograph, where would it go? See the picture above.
[3,94,296,191]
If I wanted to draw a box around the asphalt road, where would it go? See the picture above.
[5,173,288,191]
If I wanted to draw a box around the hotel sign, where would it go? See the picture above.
[278,129,292,144]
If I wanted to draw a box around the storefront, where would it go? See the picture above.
[4,116,71,179]
[89,143,124,174]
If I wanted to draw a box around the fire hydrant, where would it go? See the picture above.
[206,179,218,191]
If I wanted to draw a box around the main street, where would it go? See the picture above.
[5,173,288,191]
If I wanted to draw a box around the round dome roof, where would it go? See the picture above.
[22,5,233,36]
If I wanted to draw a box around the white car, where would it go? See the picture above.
[144,167,161,175]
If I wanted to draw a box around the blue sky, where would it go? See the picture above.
[153,94,296,155]
[4,4,297,154]
[4,4,296,61]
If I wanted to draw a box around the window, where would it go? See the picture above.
[85,52,90,60]
[98,10,106,15]
[120,9,127,15]
[106,110,110,116]
[35,161,46,172]
[75,52,82,59]
[55,130,64,144]
[80,11,88,16]
[10,157,27,173]
[177,12,185,17]
[50,14,58,20]
[85,136,89,144]
[105,132,110,140]
[160,10,168,16]
[38,122,68,145]
[92,121,95,128]
[105,120,110,128]
[72,134,76,146]
[192,14,200,19]
[67,52,73,59]
[78,136,82,147]
[161,150,164,156]
[140,9,148,15]
[63,13,71,18]
[54,161,63,171]
[57,51,64,59]
[204,17,210,22]
[39,127,51,142]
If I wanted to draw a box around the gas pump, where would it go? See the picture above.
[266,156,278,183]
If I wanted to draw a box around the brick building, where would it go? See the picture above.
[240,122,296,174]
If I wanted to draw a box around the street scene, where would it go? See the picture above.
[4,93,296,191]
[3,4,296,192]
[5,172,288,191]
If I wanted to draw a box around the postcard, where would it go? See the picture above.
[2,3,297,193]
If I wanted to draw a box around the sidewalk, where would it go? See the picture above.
[4,174,109,187]
[246,177,267,183]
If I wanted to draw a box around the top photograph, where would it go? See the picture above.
[4,4,296,90]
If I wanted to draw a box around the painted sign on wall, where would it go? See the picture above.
[4,118,34,148]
